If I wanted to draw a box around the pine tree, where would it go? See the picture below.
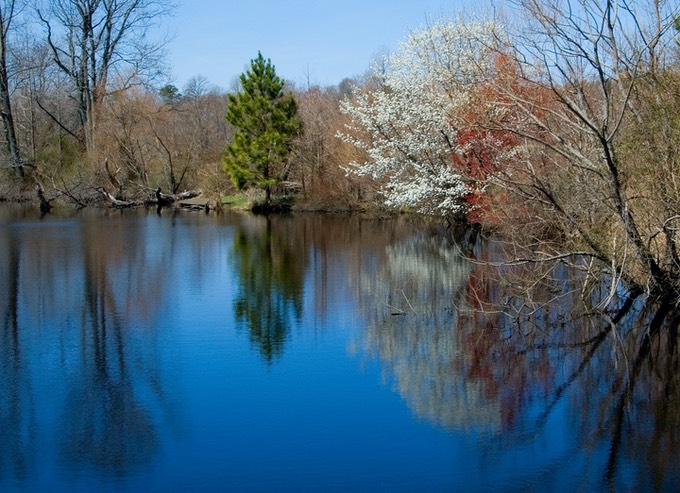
[224,52,301,202]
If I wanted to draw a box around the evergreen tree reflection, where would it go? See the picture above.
[231,216,305,363]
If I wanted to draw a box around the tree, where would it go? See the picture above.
[158,84,180,105]
[183,75,211,100]
[0,0,24,177]
[223,52,301,202]
[291,86,344,201]
[483,0,680,315]
[338,18,499,217]
[37,0,174,154]
[94,81,229,197]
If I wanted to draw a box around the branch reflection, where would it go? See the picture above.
[355,229,680,489]
[0,226,35,481]
[0,210,187,479]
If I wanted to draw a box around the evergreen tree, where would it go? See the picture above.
[159,84,181,104]
[224,52,301,202]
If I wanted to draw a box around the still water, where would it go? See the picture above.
[0,205,678,492]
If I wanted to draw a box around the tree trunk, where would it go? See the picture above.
[0,7,23,178]
[0,83,23,178]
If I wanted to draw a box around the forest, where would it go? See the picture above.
[1,1,680,319]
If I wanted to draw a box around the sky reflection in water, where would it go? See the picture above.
[0,206,678,492]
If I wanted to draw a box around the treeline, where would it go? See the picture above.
[0,0,378,209]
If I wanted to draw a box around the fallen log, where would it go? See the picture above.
[178,197,216,212]
[96,187,137,208]
[98,186,203,209]
[175,190,202,200]
[154,188,203,207]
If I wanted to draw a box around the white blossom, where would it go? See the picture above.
[338,17,499,216]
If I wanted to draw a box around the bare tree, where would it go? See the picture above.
[92,80,229,199]
[11,28,79,170]
[292,85,365,206]
[484,0,680,312]
[293,87,335,195]
[37,0,174,154]
[182,74,211,100]
[0,0,24,177]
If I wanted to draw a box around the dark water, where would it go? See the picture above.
[0,205,678,492]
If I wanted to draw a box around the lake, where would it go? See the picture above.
[0,205,678,492]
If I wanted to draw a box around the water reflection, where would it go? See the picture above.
[0,224,35,482]
[230,215,306,363]
[0,208,183,482]
[57,217,161,472]
[355,230,502,431]
[355,229,680,490]
[0,206,678,491]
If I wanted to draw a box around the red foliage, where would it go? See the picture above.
[449,52,549,225]
[452,127,518,224]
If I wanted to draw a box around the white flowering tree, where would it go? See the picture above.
[338,18,499,217]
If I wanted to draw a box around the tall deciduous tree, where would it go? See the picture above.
[223,52,301,202]
[37,0,174,154]
[484,0,680,311]
[0,0,23,177]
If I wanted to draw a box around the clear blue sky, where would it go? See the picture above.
[164,0,473,90]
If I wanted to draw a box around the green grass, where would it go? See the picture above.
[220,194,251,209]
[221,192,296,212]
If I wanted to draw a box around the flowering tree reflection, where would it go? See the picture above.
[356,230,680,490]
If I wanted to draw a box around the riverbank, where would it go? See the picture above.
[0,180,388,217]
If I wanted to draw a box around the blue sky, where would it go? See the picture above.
[164,0,472,90]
